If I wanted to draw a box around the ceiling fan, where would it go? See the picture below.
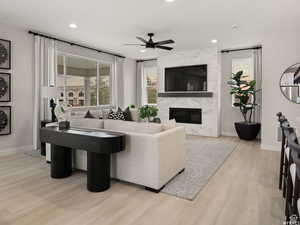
[125,33,175,51]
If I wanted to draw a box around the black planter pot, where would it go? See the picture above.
[234,122,261,140]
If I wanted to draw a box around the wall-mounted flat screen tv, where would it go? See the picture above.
[165,64,207,92]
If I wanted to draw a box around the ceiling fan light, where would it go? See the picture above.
[127,33,174,52]
[232,24,238,29]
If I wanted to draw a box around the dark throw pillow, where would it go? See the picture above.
[123,107,132,121]
[84,110,96,119]
[108,108,125,120]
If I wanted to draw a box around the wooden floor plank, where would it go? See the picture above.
[0,136,284,225]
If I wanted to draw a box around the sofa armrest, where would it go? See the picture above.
[111,131,159,187]
[121,127,186,189]
[153,126,186,188]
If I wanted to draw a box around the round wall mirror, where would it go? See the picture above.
[280,63,300,104]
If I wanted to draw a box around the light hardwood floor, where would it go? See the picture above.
[0,136,284,225]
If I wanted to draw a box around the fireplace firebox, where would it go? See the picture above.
[169,108,202,124]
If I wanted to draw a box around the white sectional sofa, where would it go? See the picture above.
[46,118,186,191]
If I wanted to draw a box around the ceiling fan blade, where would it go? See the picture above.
[124,44,146,46]
[156,46,173,51]
[136,36,148,44]
[154,40,175,45]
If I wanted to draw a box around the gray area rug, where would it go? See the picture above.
[162,137,238,201]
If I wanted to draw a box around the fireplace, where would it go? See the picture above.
[169,108,202,124]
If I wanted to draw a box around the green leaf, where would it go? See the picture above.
[139,105,158,119]
[249,80,256,87]
[236,71,243,77]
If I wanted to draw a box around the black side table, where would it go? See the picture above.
[40,120,53,156]
[40,126,126,192]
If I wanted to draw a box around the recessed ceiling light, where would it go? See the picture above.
[140,49,146,53]
[211,39,218,44]
[165,0,175,2]
[232,24,238,29]
[69,23,78,29]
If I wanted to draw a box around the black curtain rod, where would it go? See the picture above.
[28,30,125,58]
[221,45,262,53]
[136,58,157,63]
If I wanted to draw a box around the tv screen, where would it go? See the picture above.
[165,65,207,92]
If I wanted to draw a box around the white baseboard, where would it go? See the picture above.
[222,132,237,137]
[0,145,34,156]
[260,143,280,151]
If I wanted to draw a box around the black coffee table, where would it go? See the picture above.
[40,126,126,192]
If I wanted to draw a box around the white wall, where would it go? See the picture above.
[261,31,300,151]
[218,31,300,150]
[0,24,296,152]
[0,23,34,153]
[123,58,137,107]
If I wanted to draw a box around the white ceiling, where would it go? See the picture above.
[0,0,299,59]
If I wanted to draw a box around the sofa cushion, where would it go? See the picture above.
[70,118,104,129]
[130,108,140,122]
[104,119,162,134]
[101,109,111,119]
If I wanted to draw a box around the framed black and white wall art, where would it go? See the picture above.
[0,73,11,102]
[0,106,11,135]
[0,39,11,70]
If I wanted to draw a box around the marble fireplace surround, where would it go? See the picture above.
[158,97,220,137]
[157,48,221,137]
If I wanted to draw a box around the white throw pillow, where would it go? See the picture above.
[130,108,140,122]
[101,109,111,119]
[162,119,177,131]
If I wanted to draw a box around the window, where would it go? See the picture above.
[232,57,254,81]
[78,91,84,97]
[79,100,84,106]
[57,53,112,107]
[144,66,158,104]
[57,55,65,102]
[231,57,254,106]
[99,63,111,105]
[68,92,74,97]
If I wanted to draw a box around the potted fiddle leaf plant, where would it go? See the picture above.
[139,105,159,122]
[227,71,261,140]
